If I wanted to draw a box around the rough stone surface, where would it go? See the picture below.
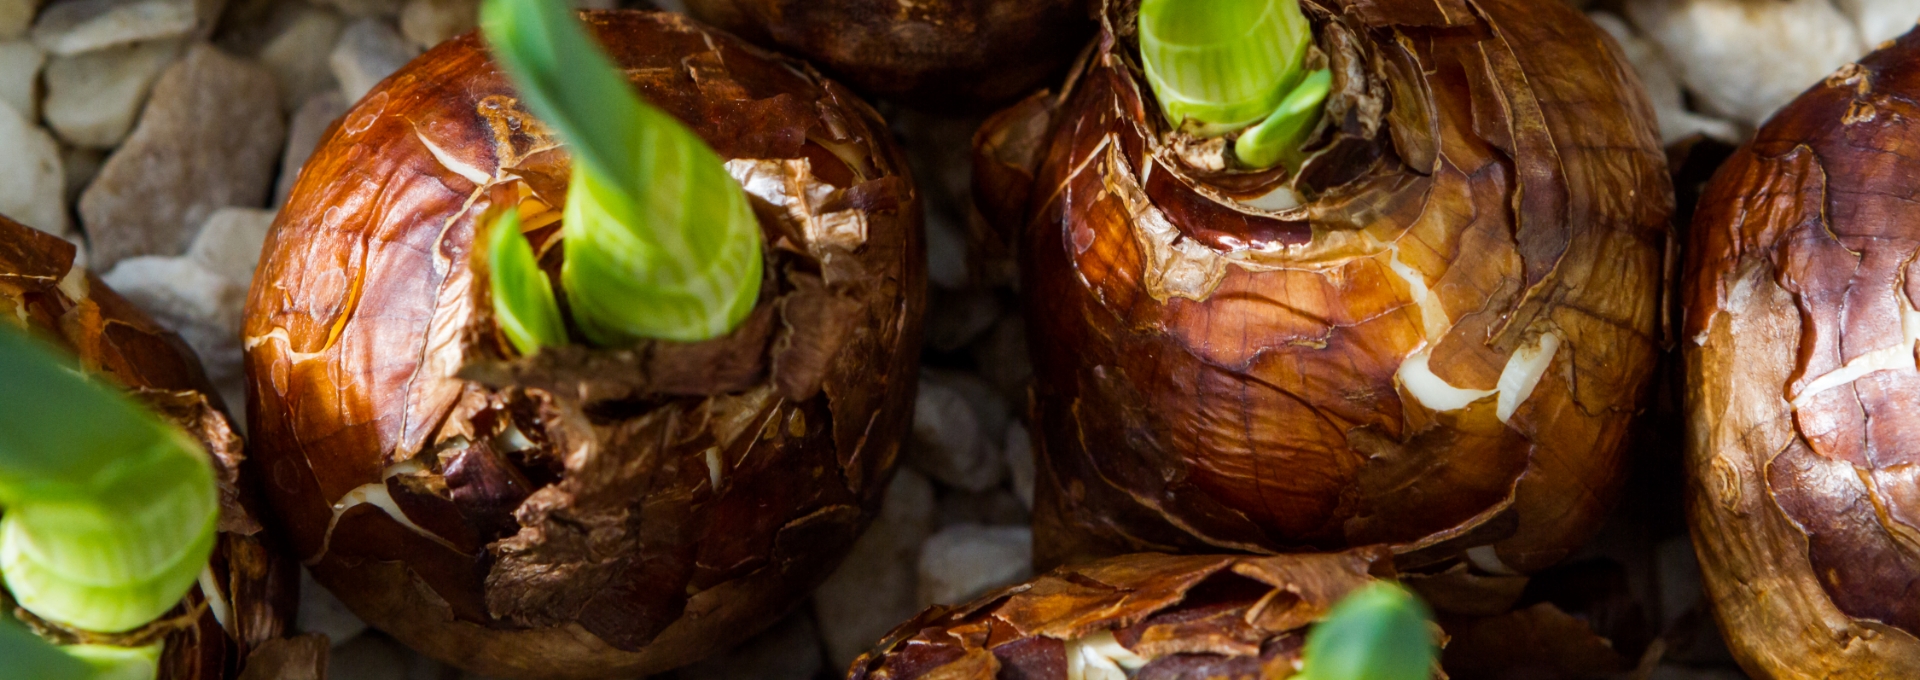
[328,16,415,101]
[1004,421,1035,510]
[676,611,824,680]
[813,468,934,670]
[275,90,347,205]
[0,40,44,117]
[917,524,1032,607]
[1627,0,1866,127]
[79,43,283,271]
[1590,12,1740,145]
[297,566,368,648]
[0,101,67,236]
[101,255,246,383]
[907,373,1005,492]
[0,0,39,40]
[397,0,473,50]
[29,0,215,55]
[258,4,343,111]
[187,206,275,283]
[43,38,184,148]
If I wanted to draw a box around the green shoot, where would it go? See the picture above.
[480,0,764,345]
[1294,582,1436,680]
[0,617,90,680]
[1234,68,1332,170]
[486,211,567,354]
[1139,0,1314,136]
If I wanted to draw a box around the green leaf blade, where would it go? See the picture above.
[1296,582,1436,680]
[1235,68,1332,170]
[486,211,568,354]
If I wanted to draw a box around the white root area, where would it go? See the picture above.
[1466,544,1521,576]
[1788,295,1920,410]
[1065,630,1148,680]
[1387,246,1563,423]
[197,566,231,632]
[313,458,459,562]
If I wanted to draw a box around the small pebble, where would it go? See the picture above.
[908,375,1005,492]
[813,468,934,670]
[917,523,1032,607]
[30,0,203,55]
[296,567,369,647]
[326,632,453,680]
[42,38,184,148]
[0,39,45,117]
[0,101,68,236]
[397,0,475,50]
[1834,0,1918,45]
[258,4,344,112]
[187,206,276,283]
[936,487,1029,528]
[329,16,417,101]
[0,0,38,40]
[59,143,100,204]
[276,90,349,205]
[101,255,247,383]
[923,287,1002,352]
[1589,12,1740,146]
[316,0,404,18]
[971,314,1033,405]
[677,610,824,680]
[1005,421,1035,510]
[1627,0,1865,127]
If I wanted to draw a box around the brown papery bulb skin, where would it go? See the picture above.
[0,215,317,680]
[1684,28,1920,679]
[847,549,1402,679]
[683,0,1093,109]
[978,0,1671,578]
[244,10,925,680]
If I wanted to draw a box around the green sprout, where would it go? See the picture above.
[1138,0,1331,170]
[0,326,219,678]
[1295,582,1436,680]
[480,0,763,348]
[486,210,568,354]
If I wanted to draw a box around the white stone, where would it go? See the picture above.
[79,44,284,271]
[0,101,67,236]
[917,524,1032,607]
[1834,0,1920,46]
[1589,12,1741,145]
[296,567,368,647]
[398,0,474,50]
[329,17,416,101]
[187,206,275,283]
[0,40,43,117]
[29,0,214,55]
[101,255,246,383]
[1627,0,1866,127]
[1005,421,1035,510]
[677,611,824,680]
[276,90,348,205]
[259,5,343,112]
[908,374,1006,492]
[813,468,934,670]
[43,38,183,148]
[0,0,41,40]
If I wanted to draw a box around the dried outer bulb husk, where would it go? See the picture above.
[1683,27,1920,679]
[846,549,1437,680]
[0,214,318,680]
[244,10,925,679]
[974,0,1672,581]
[682,0,1094,109]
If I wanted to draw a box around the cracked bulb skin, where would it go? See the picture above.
[682,0,1092,109]
[847,550,1407,679]
[979,0,1670,577]
[0,215,313,679]
[1684,29,1920,679]
[243,11,924,680]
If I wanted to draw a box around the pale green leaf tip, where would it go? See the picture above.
[1297,582,1435,680]
[1140,0,1314,135]
[487,211,568,355]
[1235,68,1332,170]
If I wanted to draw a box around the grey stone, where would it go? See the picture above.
[0,0,42,40]
[101,255,246,383]
[677,611,824,680]
[813,468,934,670]
[0,101,67,236]
[326,632,453,680]
[908,373,1005,492]
[30,0,218,55]
[315,0,402,17]
[924,206,970,291]
[79,44,284,271]
[258,4,343,111]
[936,487,1029,528]
[1835,0,1920,46]
[971,314,1033,405]
[43,38,183,148]
[928,368,1011,444]
[275,90,348,205]
[924,287,1001,352]
[296,566,368,647]
[917,524,1031,607]
[0,40,44,117]
[397,0,474,50]
[187,206,275,283]
[329,17,415,101]
[1005,421,1034,510]
[59,142,100,203]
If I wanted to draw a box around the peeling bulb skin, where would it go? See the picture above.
[1683,28,1920,679]
[682,0,1093,110]
[0,215,314,679]
[244,11,925,680]
[846,550,1422,680]
[978,0,1670,585]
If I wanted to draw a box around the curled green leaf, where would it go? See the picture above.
[0,327,217,634]
[0,617,90,680]
[1139,0,1314,135]
[1296,582,1435,680]
[1234,68,1332,170]
[486,210,568,354]
[480,0,764,345]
